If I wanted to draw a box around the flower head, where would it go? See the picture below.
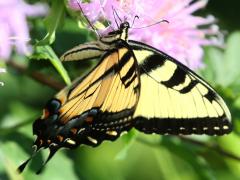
[68,0,222,69]
[0,0,48,61]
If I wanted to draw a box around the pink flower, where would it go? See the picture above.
[68,0,222,69]
[0,0,48,61]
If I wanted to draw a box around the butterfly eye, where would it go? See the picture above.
[124,22,130,28]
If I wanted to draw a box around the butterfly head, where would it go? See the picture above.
[119,21,130,30]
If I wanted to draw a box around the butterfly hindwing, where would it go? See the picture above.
[129,40,232,135]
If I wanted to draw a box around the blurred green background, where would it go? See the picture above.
[1,0,240,179]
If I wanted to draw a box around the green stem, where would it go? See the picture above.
[6,60,64,91]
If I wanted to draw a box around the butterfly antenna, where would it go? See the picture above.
[76,0,100,37]
[132,19,169,29]
[130,15,139,28]
[17,145,38,173]
[112,6,122,29]
[36,145,59,174]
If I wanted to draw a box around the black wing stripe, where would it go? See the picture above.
[121,63,136,84]
[204,90,217,102]
[139,54,165,75]
[118,50,132,69]
[179,80,198,94]
[116,49,138,87]
[125,73,138,88]
[162,67,186,88]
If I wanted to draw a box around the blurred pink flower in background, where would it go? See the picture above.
[68,0,223,69]
[0,0,48,61]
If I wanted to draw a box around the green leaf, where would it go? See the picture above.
[30,45,71,85]
[0,142,78,180]
[203,32,240,86]
[223,32,240,86]
[160,137,215,180]
[38,0,65,45]
[0,143,24,180]
[202,47,224,85]
[217,133,240,177]
[115,130,137,160]
[27,150,78,180]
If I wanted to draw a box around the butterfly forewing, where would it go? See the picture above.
[55,46,140,145]
[130,40,232,135]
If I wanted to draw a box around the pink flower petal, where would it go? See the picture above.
[0,0,48,60]
[68,0,223,70]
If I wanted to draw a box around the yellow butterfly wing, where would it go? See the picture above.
[54,46,140,144]
[130,40,232,135]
